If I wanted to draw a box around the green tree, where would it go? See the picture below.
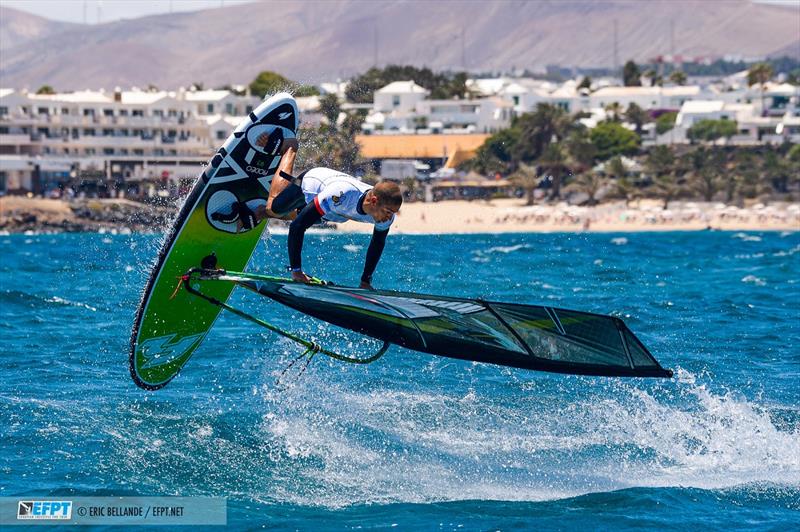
[468,128,518,174]
[344,65,469,103]
[294,85,321,97]
[565,129,597,175]
[646,146,680,209]
[643,68,662,87]
[319,93,341,129]
[669,70,687,86]
[626,102,650,135]
[512,104,572,164]
[590,122,640,160]
[729,151,760,203]
[249,71,292,98]
[686,148,722,201]
[510,163,539,206]
[747,62,774,116]
[605,102,623,122]
[623,60,642,86]
[687,119,737,143]
[656,111,678,135]
[568,171,607,206]
[538,143,569,200]
[36,85,55,95]
[763,149,791,194]
[607,156,637,206]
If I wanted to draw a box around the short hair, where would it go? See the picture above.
[372,181,403,208]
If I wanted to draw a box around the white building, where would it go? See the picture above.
[373,81,429,113]
[0,87,296,195]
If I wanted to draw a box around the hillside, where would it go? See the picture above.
[1,0,798,90]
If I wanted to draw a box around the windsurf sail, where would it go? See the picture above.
[183,269,673,379]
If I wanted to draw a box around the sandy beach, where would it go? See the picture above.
[1,196,798,233]
[335,198,800,234]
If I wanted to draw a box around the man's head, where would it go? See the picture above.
[364,181,402,223]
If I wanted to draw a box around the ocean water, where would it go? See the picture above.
[1,229,799,529]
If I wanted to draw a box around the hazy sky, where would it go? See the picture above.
[3,0,256,25]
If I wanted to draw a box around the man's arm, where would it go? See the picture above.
[360,228,389,289]
[287,199,323,282]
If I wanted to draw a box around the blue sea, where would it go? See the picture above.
[1,228,799,529]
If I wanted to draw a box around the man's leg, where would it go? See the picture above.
[266,139,298,215]
[271,183,306,219]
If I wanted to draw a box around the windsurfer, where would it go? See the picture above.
[219,133,402,290]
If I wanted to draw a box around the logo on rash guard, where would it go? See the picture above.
[332,194,342,205]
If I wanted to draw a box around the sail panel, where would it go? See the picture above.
[235,277,672,378]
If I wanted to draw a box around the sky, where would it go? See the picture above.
[2,0,256,25]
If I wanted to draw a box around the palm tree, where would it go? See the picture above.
[605,102,623,122]
[512,104,572,163]
[748,63,774,117]
[646,146,680,209]
[569,172,606,206]
[538,143,569,200]
[686,148,721,202]
[626,103,649,136]
[510,163,539,206]
[607,156,636,206]
[669,70,687,86]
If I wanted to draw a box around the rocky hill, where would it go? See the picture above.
[1,0,798,90]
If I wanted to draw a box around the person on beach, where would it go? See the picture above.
[216,133,402,290]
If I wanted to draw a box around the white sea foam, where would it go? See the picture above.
[243,369,800,508]
[741,275,767,286]
[45,295,97,311]
[733,232,762,242]
[773,244,800,257]
[343,244,363,253]
[611,237,628,245]
[483,244,530,254]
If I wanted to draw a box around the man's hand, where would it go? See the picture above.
[291,270,312,284]
[359,280,375,290]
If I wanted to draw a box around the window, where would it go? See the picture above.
[103,109,114,116]
[225,103,234,114]
[133,149,144,155]
[0,127,8,134]
[119,109,128,116]
[132,109,144,117]
[61,107,69,115]
[392,96,400,107]
[245,105,253,114]
[83,128,95,136]
[216,131,226,140]
[168,109,177,117]
[83,109,95,116]
[85,148,96,155]
[38,107,49,115]
[104,148,114,155]
[207,104,214,113]
[0,106,7,116]
[102,129,114,136]
[153,109,164,117]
